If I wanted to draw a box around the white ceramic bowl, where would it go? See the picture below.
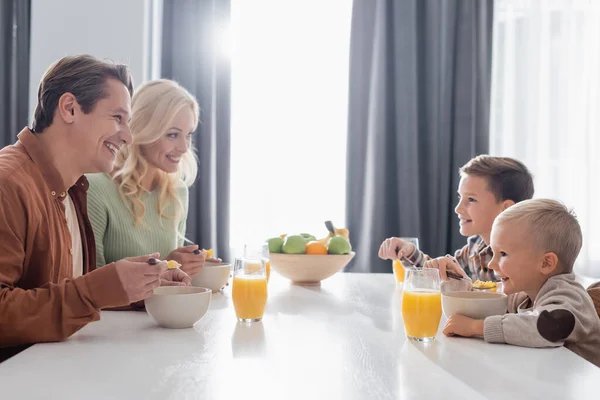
[145,286,212,328]
[269,252,355,285]
[191,262,231,292]
[442,291,508,319]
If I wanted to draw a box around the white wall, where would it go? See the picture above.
[29,0,162,119]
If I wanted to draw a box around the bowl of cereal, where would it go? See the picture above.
[442,291,508,319]
[145,286,212,328]
[471,280,499,292]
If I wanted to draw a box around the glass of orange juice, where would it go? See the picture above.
[392,237,419,283]
[262,243,271,282]
[243,244,271,282]
[401,268,442,342]
[232,255,268,323]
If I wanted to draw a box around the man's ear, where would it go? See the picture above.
[540,252,559,276]
[502,199,515,210]
[57,92,78,124]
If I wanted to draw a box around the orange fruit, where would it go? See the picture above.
[306,241,328,255]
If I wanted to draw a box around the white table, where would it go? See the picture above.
[1,273,598,400]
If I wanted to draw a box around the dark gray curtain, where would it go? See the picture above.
[0,0,30,149]
[346,0,494,273]
[161,0,231,261]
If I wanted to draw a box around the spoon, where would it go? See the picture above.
[394,247,471,283]
[182,237,202,255]
[147,258,180,269]
[444,255,473,282]
[324,220,336,235]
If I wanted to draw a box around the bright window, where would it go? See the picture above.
[490,0,600,277]
[229,0,352,254]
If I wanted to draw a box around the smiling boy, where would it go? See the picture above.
[443,199,600,367]
[379,155,534,282]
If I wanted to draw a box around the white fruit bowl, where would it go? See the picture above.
[269,252,355,285]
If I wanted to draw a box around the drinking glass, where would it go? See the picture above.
[232,254,268,323]
[244,243,271,282]
[392,237,420,283]
[401,268,442,342]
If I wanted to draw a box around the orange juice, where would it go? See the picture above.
[393,260,406,282]
[246,261,261,274]
[401,289,442,339]
[266,261,271,281]
[246,261,270,282]
[232,276,268,321]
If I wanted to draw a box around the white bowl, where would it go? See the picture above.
[442,291,508,319]
[269,252,355,285]
[191,262,231,292]
[145,286,212,328]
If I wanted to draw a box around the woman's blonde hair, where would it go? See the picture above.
[112,79,199,226]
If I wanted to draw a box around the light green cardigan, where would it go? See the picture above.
[86,173,188,267]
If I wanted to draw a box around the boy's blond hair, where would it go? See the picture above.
[460,155,534,203]
[495,199,582,273]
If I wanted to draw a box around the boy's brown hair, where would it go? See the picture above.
[460,155,534,203]
[495,199,582,273]
[31,54,134,133]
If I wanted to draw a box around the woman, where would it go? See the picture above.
[87,79,209,277]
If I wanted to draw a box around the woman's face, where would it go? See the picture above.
[141,107,196,174]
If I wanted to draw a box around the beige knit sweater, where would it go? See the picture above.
[484,273,600,367]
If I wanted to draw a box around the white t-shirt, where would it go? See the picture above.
[64,194,83,278]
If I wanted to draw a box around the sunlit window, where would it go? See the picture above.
[229,0,353,253]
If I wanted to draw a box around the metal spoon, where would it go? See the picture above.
[182,237,202,255]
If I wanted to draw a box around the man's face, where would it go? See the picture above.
[70,78,132,174]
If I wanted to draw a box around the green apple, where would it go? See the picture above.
[327,235,352,255]
[300,233,317,243]
[282,234,307,254]
[266,237,284,253]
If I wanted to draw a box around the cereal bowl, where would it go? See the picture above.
[441,291,508,319]
[191,262,231,292]
[145,286,212,328]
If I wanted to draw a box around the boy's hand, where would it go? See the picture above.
[443,314,484,337]
[423,256,469,281]
[378,237,416,260]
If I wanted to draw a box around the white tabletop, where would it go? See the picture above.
[1,273,598,400]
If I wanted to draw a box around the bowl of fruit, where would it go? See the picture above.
[266,221,355,285]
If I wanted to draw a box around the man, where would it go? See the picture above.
[0,55,190,362]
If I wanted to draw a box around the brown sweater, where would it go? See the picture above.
[484,273,600,367]
[588,281,600,318]
[0,129,129,362]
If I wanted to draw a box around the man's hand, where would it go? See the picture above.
[160,268,192,287]
[442,314,484,337]
[114,254,167,303]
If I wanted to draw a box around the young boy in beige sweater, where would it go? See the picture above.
[443,198,600,367]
